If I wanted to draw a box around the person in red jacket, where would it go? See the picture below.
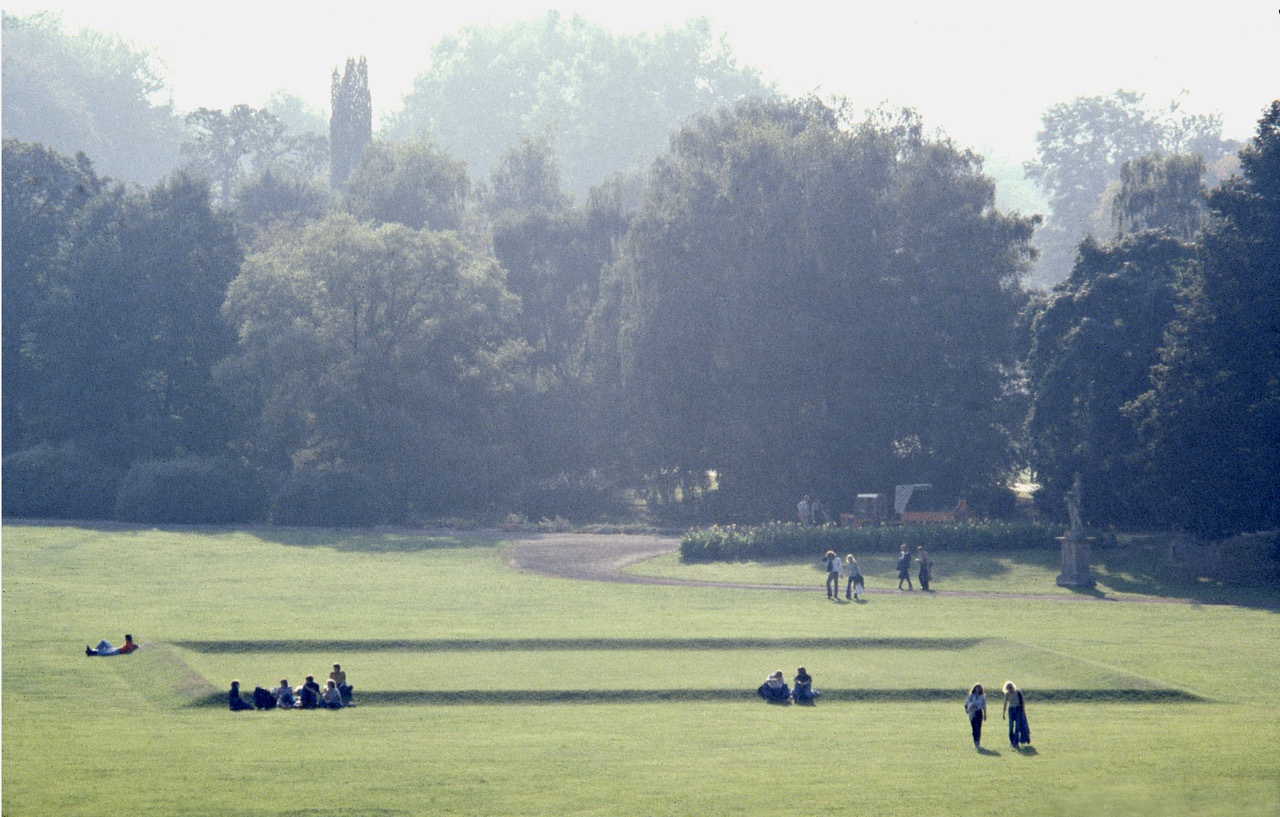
[86,634,137,656]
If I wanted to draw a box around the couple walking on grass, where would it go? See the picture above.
[823,551,864,600]
[964,681,1031,750]
[896,544,933,591]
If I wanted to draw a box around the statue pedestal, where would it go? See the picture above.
[1056,533,1095,588]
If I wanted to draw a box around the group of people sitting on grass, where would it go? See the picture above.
[757,667,819,704]
[229,663,354,711]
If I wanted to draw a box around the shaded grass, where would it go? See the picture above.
[172,636,986,652]
[194,687,1206,707]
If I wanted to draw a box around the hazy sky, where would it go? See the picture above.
[8,1,1279,161]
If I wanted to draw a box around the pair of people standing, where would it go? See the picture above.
[798,496,827,526]
[895,544,933,591]
[823,551,865,600]
[963,681,1031,749]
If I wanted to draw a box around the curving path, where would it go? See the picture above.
[505,532,1235,605]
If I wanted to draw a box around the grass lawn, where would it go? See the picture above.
[3,523,1277,816]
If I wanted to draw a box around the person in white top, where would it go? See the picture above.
[757,670,790,702]
[823,550,841,598]
[964,684,987,748]
[844,554,864,600]
[798,496,812,526]
[320,679,344,708]
[274,679,295,709]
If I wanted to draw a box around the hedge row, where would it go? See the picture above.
[2,446,384,527]
[679,521,1069,562]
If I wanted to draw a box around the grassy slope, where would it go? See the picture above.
[2,524,1277,817]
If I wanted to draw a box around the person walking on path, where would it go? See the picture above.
[844,554,864,600]
[896,544,913,590]
[1002,681,1031,748]
[965,683,987,748]
[823,550,841,599]
[916,546,933,591]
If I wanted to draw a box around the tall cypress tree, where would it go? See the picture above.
[330,56,371,189]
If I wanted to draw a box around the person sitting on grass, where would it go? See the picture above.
[274,679,296,709]
[85,634,138,656]
[297,676,320,709]
[228,680,254,711]
[757,670,790,702]
[320,679,345,709]
[791,667,818,703]
[330,663,354,704]
[252,685,277,710]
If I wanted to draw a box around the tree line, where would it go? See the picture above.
[6,99,1278,536]
[3,12,1277,538]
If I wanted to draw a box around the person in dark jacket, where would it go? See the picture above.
[228,680,254,711]
[757,670,790,702]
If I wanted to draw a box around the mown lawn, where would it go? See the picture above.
[3,523,1277,816]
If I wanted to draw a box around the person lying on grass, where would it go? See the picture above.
[86,634,137,656]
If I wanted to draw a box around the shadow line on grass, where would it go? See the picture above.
[195,687,1206,707]
[173,637,985,653]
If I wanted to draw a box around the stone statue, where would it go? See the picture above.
[1064,473,1083,533]
[1057,472,1094,588]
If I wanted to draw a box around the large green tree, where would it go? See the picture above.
[1,12,184,184]
[1110,154,1207,239]
[384,13,772,199]
[1130,101,1280,537]
[330,56,371,189]
[343,137,470,232]
[599,98,1036,522]
[1025,90,1231,288]
[16,171,241,463]
[486,138,633,500]
[1023,231,1195,526]
[2,139,104,454]
[219,214,526,518]
[181,105,287,206]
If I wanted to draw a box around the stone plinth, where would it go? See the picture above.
[1056,532,1095,588]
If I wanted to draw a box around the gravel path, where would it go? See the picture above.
[505,532,1232,604]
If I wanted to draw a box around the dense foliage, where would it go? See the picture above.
[0,12,185,184]
[2,10,1277,543]
[1023,231,1195,526]
[1024,90,1234,288]
[1023,102,1280,538]
[602,99,1036,522]
[679,521,1069,562]
[384,13,773,199]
